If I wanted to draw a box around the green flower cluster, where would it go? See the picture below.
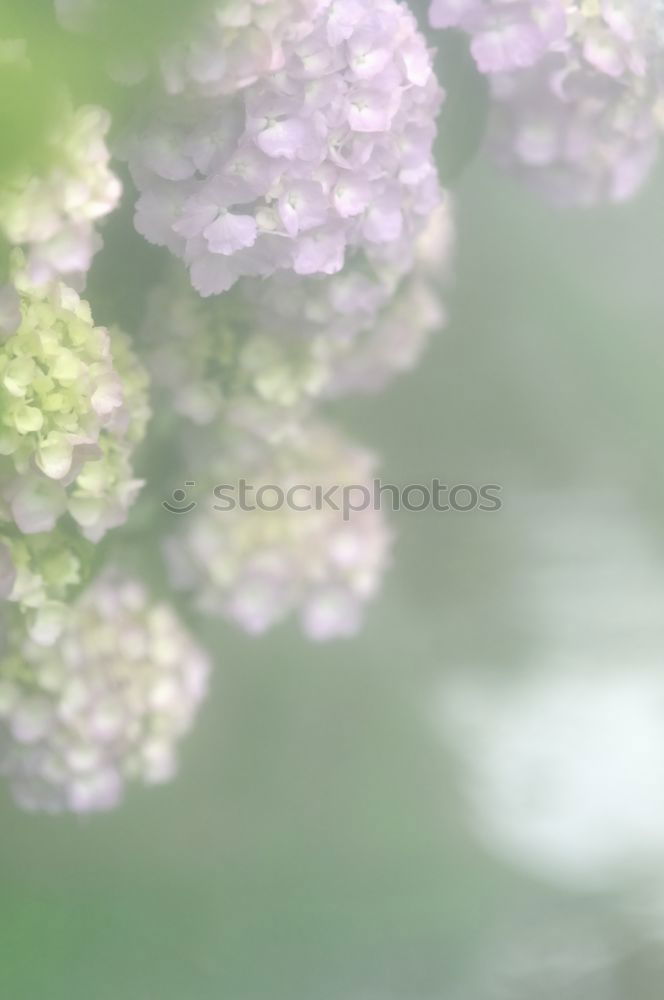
[0,269,150,537]
[142,272,323,441]
[0,95,121,288]
[66,327,151,542]
[0,265,151,633]
[0,269,124,487]
[0,526,92,645]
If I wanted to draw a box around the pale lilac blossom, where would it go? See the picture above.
[123,0,443,294]
[141,201,454,435]
[488,55,661,204]
[429,0,567,74]
[433,1,664,204]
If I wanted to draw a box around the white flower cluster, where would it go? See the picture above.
[141,201,453,436]
[124,0,443,295]
[0,98,122,288]
[0,571,210,814]
[0,269,150,543]
[165,423,393,640]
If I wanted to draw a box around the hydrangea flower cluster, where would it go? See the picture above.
[0,570,210,814]
[67,327,151,543]
[124,0,443,295]
[141,201,453,436]
[488,10,664,203]
[0,268,150,541]
[429,1,664,77]
[54,0,317,89]
[158,0,333,97]
[431,1,664,204]
[429,0,566,74]
[0,527,91,646]
[488,59,662,205]
[0,98,122,288]
[322,198,453,394]
[142,260,392,440]
[165,423,393,640]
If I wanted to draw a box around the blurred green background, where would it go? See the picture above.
[3,5,664,997]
